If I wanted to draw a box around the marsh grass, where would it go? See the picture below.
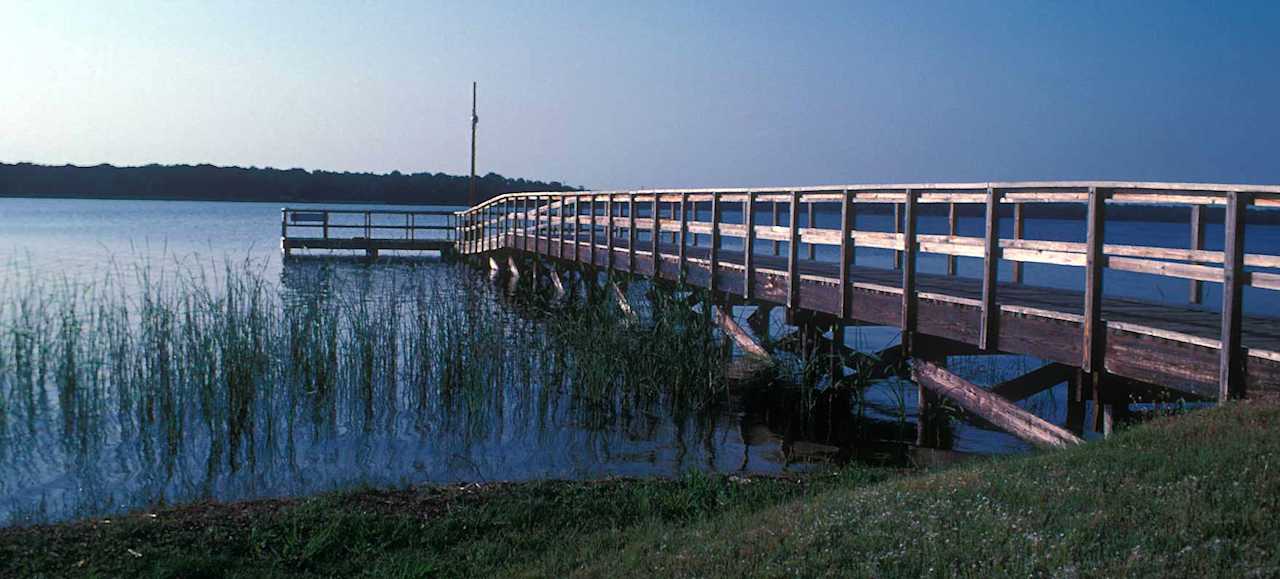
[0,257,739,525]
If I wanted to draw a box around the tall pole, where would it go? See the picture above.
[469,81,479,207]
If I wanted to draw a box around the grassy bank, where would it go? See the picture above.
[2,400,1277,578]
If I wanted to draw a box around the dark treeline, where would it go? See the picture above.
[0,162,580,206]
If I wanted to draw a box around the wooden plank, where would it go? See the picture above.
[605,195,614,270]
[1106,257,1222,282]
[589,196,597,266]
[1220,191,1248,400]
[787,191,801,308]
[713,303,771,359]
[901,189,919,353]
[1083,187,1106,373]
[772,201,781,256]
[839,189,853,317]
[744,191,757,299]
[806,200,816,260]
[651,196,661,275]
[893,202,902,270]
[679,192,689,280]
[990,363,1074,403]
[1012,202,1024,284]
[628,193,637,273]
[979,187,1001,350]
[1190,205,1205,304]
[710,192,722,293]
[611,281,638,323]
[946,202,958,275]
[912,359,1083,449]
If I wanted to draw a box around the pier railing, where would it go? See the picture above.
[282,208,457,242]
[455,182,1280,400]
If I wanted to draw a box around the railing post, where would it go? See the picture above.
[606,194,615,270]
[980,187,1002,351]
[280,208,287,239]
[589,195,597,266]
[628,192,637,274]
[744,191,756,299]
[559,195,568,259]
[839,189,853,318]
[651,194,661,276]
[1220,191,1249,400]
[787,190,801,309]
[1082,187,1106,374]
[1012,202,1025,284]
[772,201,781,256]
[901,189,919,354]
[806,199,816,260]
[1190,204,1206,304]
[679,192,689,282]
[709,192,721,294]
[946,201,956,275]
[323,211,330,240]
[574,194,582,263]
[893,202,902,270]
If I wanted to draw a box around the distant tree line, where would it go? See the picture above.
[0,162,580,206]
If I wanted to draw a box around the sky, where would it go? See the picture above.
[2,0,1279,190]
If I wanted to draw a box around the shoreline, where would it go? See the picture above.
[2,400,1276,577]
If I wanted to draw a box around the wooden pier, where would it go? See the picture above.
[449,182,1280,447]
[281,208,457,258]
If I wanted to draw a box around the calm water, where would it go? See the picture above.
[0,197,1276,525]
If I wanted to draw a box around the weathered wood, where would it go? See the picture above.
[912,359,1083,449]
[893,202,902,270]
[1220,191,1248,400]
[744,192,757,299]
[549,267,566,299]
[651,196,661,274]
[772,201,781,256]
[713,303,771,359]
[946,202,957,275]
[611,281,638,323]
[710,192,721,294]
[589,196,597,266]
[979,187,1001,350]
[1012,202,1024,284]
[1189,205,1205,304]
[787,191,801,308]
[1083,187,1105,374]
[679,192,689,281]
[806,200,817,260]
[839,189,854,317]
[628,193,637,273]
[990,363,1073,403]
[901,189,919,354]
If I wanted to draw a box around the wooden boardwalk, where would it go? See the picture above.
[449,183,1280,442]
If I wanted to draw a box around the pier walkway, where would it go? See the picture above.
[448,182,1280,446]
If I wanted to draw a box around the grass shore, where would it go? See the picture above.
[2,400,1278,578]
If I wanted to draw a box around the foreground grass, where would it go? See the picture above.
[3,401,1278,578]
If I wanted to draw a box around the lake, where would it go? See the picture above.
[0,196,1275,525]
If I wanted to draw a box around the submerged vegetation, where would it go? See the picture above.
[1,399,1276,577]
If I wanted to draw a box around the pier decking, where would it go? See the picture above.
[449,182,1280,443]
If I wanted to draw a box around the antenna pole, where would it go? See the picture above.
[469,81,478,207]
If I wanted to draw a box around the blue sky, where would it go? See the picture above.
[2,1,1278,189]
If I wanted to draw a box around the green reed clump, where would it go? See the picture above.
[0,256,757,524]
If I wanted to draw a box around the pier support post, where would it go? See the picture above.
[1066,370,1087,436]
